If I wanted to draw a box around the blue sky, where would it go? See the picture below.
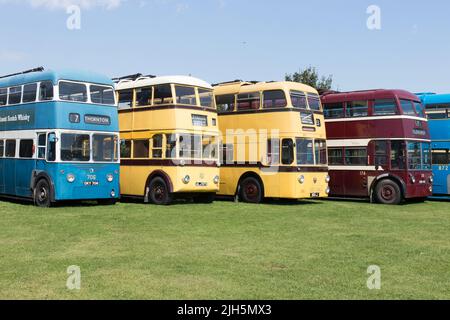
[0,0,449,93]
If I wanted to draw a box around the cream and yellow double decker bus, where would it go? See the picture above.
[116,74,220,204]
[214,80,330,203]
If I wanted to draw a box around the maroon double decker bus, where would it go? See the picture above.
[321,89,433,204]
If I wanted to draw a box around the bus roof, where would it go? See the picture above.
[321,89,420,103]
[213,80,318,95]
[115,75,213,90]
[417,93,450,104]
[0,69,114,88]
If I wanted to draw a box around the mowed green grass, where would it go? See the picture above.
[0,198,450,300]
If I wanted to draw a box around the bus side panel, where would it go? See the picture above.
[328,170,345,196]
[218,167,241,196]
[0,159,4,194]
[15,159,35,197]
[432,165,449,195]
[120,165,138,196]
[4,159,16,196]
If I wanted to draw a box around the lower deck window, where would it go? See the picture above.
[328,148,344,165]
[267,139,280,165]
[296,138,314,165]
[0,140,4,157]
[120,140,131,158]
[345,148,367,166]
[281,139,294,165]
[5,140,16,158]
[133,140,149,158]
[93,134,118,161]
[19,139,34,158]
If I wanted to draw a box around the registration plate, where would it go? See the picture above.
[195,182,208,187]
[84,181,99,186]
[310,192,320,198]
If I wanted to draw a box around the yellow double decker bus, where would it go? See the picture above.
[116,74,220,204]
[214,80,330,203]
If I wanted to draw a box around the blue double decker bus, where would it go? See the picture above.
[0,68,120,207]
[417,93,450,198]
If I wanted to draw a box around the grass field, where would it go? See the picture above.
[0,198,450,300]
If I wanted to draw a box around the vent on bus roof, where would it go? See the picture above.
[112,73,156,82]
[0,67,44,80]
[212,80,264,86]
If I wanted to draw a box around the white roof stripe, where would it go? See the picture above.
[115,75,213,90]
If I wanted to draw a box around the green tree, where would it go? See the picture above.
[285,66,333,92]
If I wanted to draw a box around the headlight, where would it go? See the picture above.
[213,175,219,184]
[325,175,331,183]
[111,190,116,198]
[429,186,433,193]
[410,174,416,184]
[66,174,75,183]
[182,175,190,184]
[298,175,305,184]
[429,176,434,184]
[180,159,186,166]
[107,174,114,182]
[325,186,330,194]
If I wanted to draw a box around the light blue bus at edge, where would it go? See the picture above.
[0,68,120,207]
[417,93,450,199]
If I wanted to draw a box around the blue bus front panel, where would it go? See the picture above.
[44,163,120,201]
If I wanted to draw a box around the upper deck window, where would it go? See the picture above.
[9,86,22,105]
[400,99,417,116]
[216,94,235,112]
[90,85,115,105]
[426,103,450,110]
[373,99,398,116]
[39,81,54,101]
[346,101,368,117]
[198,88,214,109]
[290,91,307,109]
[154,84,173,105]
[59,81,87,102]
[237,92,260,110]
[414,102,425,118]
[118,90,133,109]
[0,88,7,106]
[263,90,287,109]
[307,94,321,111]
[23,83,37,103]
[427,112,447,119]
[175,86,196,105]
[136,87,152,107]
[323,103,344,119]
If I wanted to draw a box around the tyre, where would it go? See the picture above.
[375,180,402,205]
[148,177,173,205]
[193,193,215,204]
[34,179,52,208]
[239,176,263,203]
[97,199,117,206]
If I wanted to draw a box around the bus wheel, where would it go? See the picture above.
[148,177,173,205]
[239,177,263,203]
[193,193,215,204]
[375,180,402,205]
[34,179,52,208]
